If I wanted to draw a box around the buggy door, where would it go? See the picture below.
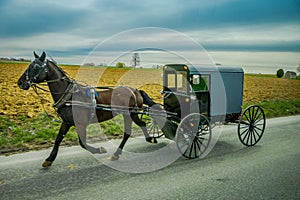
[163,69,190,119]
[191,74,210,116]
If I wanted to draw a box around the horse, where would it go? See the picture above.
[17,51,157,167]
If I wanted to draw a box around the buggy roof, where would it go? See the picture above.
[164,64,244,74]
[188,65,244,74]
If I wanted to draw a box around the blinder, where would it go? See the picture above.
[25,59,48,85]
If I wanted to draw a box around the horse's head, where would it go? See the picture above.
[18,51,48,90]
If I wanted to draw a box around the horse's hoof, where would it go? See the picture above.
[146,137,158,144]
[110,154,119,161]
[99,147,107,154]
[151,137,158,143]
[42,160,52,167]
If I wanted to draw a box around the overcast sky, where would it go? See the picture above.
[0,0,299,72]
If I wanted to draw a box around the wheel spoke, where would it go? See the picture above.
[195,138,202,154]
[182,146,189,156]
[197,137,208,149]
[252,129,257,143]
[253,128,260,142]
[244,112,251,123]
[250,130,254,145]
[252,106,259,122]
[240,121,250,126]
[255,125,264,131]
[148,123,154,133]
[239,125,248,130]
[240,127,249,136]
[253,111,263,122]
[242,129,249,142]
[188,141,194,158]
[193,140,198,158]
[255,122,264,126]
[246,129,251,145]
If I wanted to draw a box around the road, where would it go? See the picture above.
[0,115,299,200]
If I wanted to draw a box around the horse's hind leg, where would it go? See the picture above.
[131,113,157,144]
[42,122,71,167]
[77,125,107,154]
[111,115,132,161]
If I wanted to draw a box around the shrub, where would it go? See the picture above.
[276,69,284,78]
[116,62,125,68]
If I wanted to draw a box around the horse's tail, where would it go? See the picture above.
[139,90,156,107]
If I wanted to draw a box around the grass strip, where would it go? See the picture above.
[1,99,299,154]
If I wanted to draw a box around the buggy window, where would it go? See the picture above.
[167,73,176,88]
[177,71,187,93]
[192,75,209,91]
[166,70,188,93]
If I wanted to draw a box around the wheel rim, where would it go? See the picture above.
[176,113,211,159]
[238,105,266,146]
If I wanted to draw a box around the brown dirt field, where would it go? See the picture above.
[0,63,299,118]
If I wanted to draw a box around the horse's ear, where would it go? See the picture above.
[33,51,39,59]
[39,51,46,62]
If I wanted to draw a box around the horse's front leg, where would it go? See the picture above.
[42,122,71,167]
[131,113,157,144]
[77,125,107,154]
[111,115,132,161]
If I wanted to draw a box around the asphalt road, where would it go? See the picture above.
[0,115,299,200]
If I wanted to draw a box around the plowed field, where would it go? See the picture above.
[1,62,300,118]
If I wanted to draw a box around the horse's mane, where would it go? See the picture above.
[47,60,69,78]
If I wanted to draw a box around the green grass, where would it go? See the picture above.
[243,99,300,118]
[0,113,128,154]
[0,114,77,153]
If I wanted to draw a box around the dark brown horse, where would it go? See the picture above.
[17,51,157,167]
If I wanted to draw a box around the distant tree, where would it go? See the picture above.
[83,62,95,66]
[116,62,125,68]
[276,69,284,78]
[131,53,140,68]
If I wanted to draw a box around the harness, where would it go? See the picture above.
[26,59,100,123]
[115,86,138,107]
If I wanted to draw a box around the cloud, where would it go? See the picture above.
[189,23,300,52]
[0,0,90,37]
[0,0,299,66]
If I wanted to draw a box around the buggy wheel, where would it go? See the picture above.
[176,113,212,159]
[238,105,266,146]
[140,114,164,138]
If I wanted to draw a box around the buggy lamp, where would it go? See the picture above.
[190,95,197,100]
[185,97,190,103]
[184,65,188,70]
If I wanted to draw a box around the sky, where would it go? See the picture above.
[0,0,299,73]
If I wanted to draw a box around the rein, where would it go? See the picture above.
[30,76,72,94]
[26,59,99,124]
[31,85,55,120]
[27,60,78,114]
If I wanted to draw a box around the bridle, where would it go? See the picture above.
[22,57,99,122]
[25,59,48,87]
[25,59,78,111]
[25,59,73,92]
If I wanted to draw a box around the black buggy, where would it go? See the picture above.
[142,64,266,159]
